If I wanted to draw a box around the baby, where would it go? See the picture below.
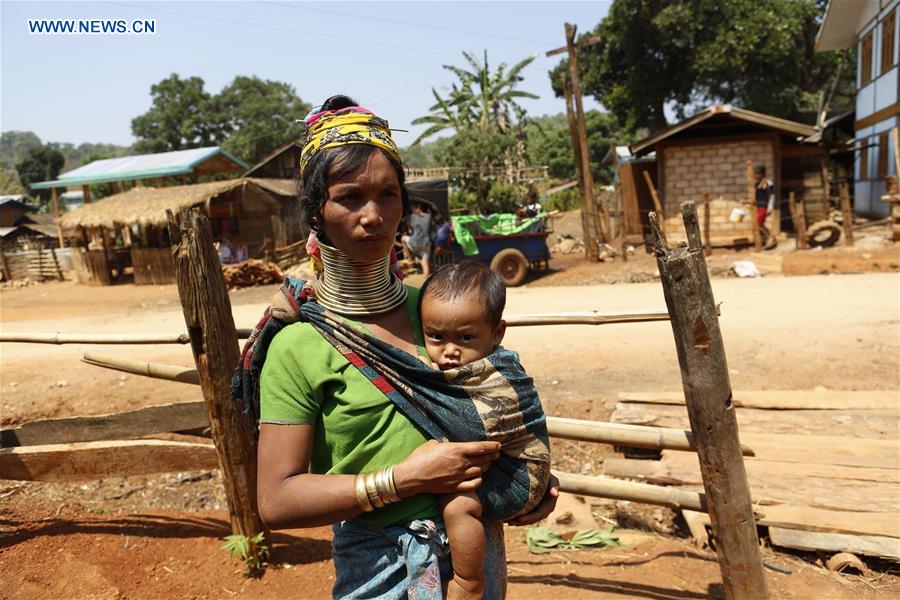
[419,261,550,599]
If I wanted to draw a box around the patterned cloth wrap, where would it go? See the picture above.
[232,278,552,521]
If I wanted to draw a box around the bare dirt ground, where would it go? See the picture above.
[1,263,899,598]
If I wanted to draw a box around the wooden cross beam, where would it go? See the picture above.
[545,34,601,57]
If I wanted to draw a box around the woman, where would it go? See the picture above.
[253,95,558,600]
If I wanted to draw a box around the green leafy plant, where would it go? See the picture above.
[221,532,270,576]
[525,525,623,554]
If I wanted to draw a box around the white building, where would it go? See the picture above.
[818,0,900,216]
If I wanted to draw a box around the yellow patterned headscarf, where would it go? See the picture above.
[299,107,401,175]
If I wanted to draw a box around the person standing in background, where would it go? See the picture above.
[754,165,775,226]
[402,202,433,277]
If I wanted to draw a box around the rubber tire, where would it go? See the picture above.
[806,220,842,248]
[490,248,528,287]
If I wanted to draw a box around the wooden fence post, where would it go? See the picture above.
[746,162,762,251]
[642,170,665,238]
[703,193,711,256]
[649,202,768,600]
[166,207,268,556]
[787,192,804,250]
[838,182,854,246]
[796,195,809,250]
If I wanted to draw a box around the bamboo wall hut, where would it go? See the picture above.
[59,179,281,286]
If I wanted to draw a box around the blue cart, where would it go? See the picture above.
[446,231,551,287]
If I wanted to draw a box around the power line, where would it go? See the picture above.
[264,1,557,47]
[117,2,456,57]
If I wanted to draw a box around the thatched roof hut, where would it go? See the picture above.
[61,178,288,287]
[59,178,285,229]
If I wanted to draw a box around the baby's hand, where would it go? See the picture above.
[431,362,440,370]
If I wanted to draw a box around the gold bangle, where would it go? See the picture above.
[378,466,397,503]
[355,474,374,512]
[365,471,384,509]
[376,467,393,504]
[386,465,400,502]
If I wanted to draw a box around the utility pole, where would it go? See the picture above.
[547,24,606,262]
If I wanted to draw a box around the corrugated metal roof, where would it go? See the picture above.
[0,197,38,211]
[30,147,249,190]
[0,227,16,238]
[630,105,818,156]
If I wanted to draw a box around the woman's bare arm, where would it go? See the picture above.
[257,423,361,528]
[257,424,501,530]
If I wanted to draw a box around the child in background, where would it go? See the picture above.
[418,262,550,599]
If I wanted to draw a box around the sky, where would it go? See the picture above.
[1,1,610,149]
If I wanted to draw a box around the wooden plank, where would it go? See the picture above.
[0,401,207,447]
[611,402,899,440]
[618,390,900,410]
[739,432,898,469]
[759,505,900,539]
[0,439,218,481]
[605,456,899,512]
[605,455,900,485]
[769,527,900,561]
[649,202,767,598]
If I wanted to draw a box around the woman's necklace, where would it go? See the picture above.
[314,241,408,316]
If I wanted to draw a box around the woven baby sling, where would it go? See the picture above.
[232,278,550,519]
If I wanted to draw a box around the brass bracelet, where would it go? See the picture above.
[355,474,374,512]
[364,471,384,509]
[378,466,399,503]
[375,467,390,503]
[385,465,400,502]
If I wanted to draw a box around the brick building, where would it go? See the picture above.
[626,105,822,245]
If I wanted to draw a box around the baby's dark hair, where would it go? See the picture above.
[296,94,410,241]
[419,262,506,328]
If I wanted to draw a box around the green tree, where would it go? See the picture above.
[400,136,453,168]
[412,51,538,144]
[16,146,65,204]
[132,74,225,153]
[214,76,310,163]
[0,131,43,170]
[527,111,632,183]
[552,0,855,131]
[0,169,27,196]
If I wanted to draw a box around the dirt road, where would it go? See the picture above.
[3,273,898,426]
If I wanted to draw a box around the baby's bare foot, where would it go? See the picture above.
[446,575,484,600]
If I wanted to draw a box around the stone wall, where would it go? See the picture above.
[660,139,774,242]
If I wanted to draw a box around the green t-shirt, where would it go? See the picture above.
[259,286,439,527]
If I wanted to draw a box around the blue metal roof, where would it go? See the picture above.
[30,146,249,190]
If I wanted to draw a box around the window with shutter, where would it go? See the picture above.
[861,30,874,85]
[882,11,896,74]
[879,132,890,178]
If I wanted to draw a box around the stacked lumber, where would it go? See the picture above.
[222,259,283,289]
[609,390,900,560]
